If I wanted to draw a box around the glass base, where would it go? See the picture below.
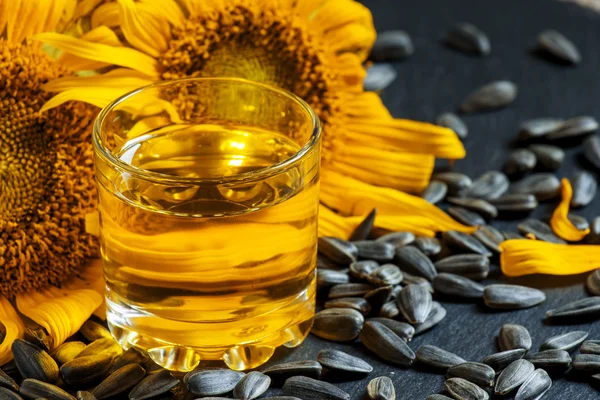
[105,287,315,372]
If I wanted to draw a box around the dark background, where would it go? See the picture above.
[262,0,600,399]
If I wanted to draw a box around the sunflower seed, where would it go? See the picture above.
[510,174,561,201]
[447,207,486,227]
[545,297,600,319]
[394,246,437,280]
[483,349,527,372]
[472,226,504,254]
[364,64,397,92]
[517,219,566,244]
[49,342,87,367]
[349,261,378,280]
[568,214,589,230]
[548,116,597,140]
[364,286,393,312]
[77,391,96,400]
[413,237,442,257]
[401,272,434,293]
[329,283,374,299]
[283,376,349,400]
[571,354,600,374]
[528,144,564,171]
[579,340,600,355]
[349,209,377,241]
[447,363,495,388]
[445,22,490,55]
[12,339,59,384]
[540,331,588,352]
[366,376,395,400]
[262,361,322,383]
[110,347,148,374]
[60,354,112,386]
[370,31,413,61]
[375,232,416,247]
[397,284,432,324]
[460,81,517,113]
[413,302,447,335]
[444,378,489,400]
[360,321,416,366]
[489,193,539,213]
[0,369,18,391]
[526,350,572,368]
[499,324,532,351]
[436,113,468,139]
[366,318,415,341]
[232,371,270,400]
[515,368,552,400]
[77,338,123,359]
[432,172,472,195]
[462,171,509,200]
[537,29,580,64]
[368,264,403,287]
[311,308,364,341]
[421,181,449,205]
[518,118,564,140]
[354,241,395,262]
[92,364,145,399]
[584,135,600,170]
[379,301,400,319]
[484,284,546,309]
[505,149,537,176]
[24,328,52,352]
[586,270,600,295]
[128,369,178,400]
[19,379,75,400]
[184,368,244,397]
[571,171,597,208]
[495,359,535,395]
[433,273,485,299]
[317,270,350,288]
[0,387,23,400]
[318,237,357,264]
[79,321,112,343]
[416,345,466,370]
[442,231,492,256]
[324,297,371,316]
[317,349,373,374]
[427,395,453,400]
[503,231,526,240]
[447,198,498,220]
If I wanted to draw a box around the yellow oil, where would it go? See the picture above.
[97,124,318,371]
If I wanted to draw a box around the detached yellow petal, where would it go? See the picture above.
[0,296,25,365]
[500,240,600,277]
[550,178,590,241]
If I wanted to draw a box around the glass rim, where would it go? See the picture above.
[93,77,322,185]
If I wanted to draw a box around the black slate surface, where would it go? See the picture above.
[259,0,600,399]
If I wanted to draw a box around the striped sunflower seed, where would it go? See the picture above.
[0,387,23,400]
[517,219,566,244]
[548,116,598,140]
[505,149,537,176]
[434,254,490,280]
[375,231,416,247]
[312,308,364,341]
[584,134,600,170]
[354,241,396,262]
[368,264,403,286]
[462,171,509,200]
[394,246,437,280]
[110,347,148,374]
[528,144,564,171]
[349,209,377,241]
[366,376,395,400]
[401,272,434,293]
[444,378,489,400]
[472,226,503,254]
[442,231,492,257]
[447,207,486,227]
[518,118,564,141]
[460,80,517,113]
[447,197,498,220]
[447,362,495,388]
[317,270,349,288]
[370,31,414,61]
[92,364,146,400]
[366,318,415,341]
[233,371,271,400]
[24,328,52,352]
[60,354,113,386]
[79,321,112,343]
[396,284,432,324]
[413,237,442,256]
[363,64,397,92]
[77,338,123,359]
[433,273,484,299]
[262,361,322,383]
[184,368,245,397]
[484,284,546,309]
[49,342,87,366]
[514,368,552,400]
[489,193,538,213]
[571,171,597,208]
[77,391,97,400]
[537,30,580,64]
[359,321,416,366]
[545,297,600,319]
[0,369,18,391]
[432,172,472,195]
[129,369,178,400]
[499,324,532,351]
[350,261,379,280]
[509,174,561,201]
[318,237,357,264]
[482,349,526,372]
[427,395,453,400]
[540,331,588,352]
[324,297,371,316]
[317,349,373,374]
[413,302,447,335]
[329,283,374,299]
[572,354,600,373]
[12,339,59,384]
[445,23,490,55]
[526,349,571,368]
[494,359,535,395]
[379,301,400,319]
[416,345,465,370]
[19,379,75,400]
[421,181,449,204]
[364,286,393,313]
[436,113,468,139]
[581,340,600,355]
[283,376,349,400]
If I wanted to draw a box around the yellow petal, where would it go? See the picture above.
[41,87,132,112]
[550,178,590,241]
[117,0,167,57]
[43,69,155,92]
[91,2,120,28]
[58,26,123,71]
[0,296,25,365]
[73,0,104,19]
[500,240,600,277]
[319,204,354,238]
[139,0,184,26]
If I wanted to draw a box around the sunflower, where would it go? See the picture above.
[0,1,105,364]
[36,0,473,239]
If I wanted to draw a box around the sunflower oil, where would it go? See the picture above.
[97,124,319,371]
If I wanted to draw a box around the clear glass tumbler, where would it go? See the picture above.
[93,78,321,371]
